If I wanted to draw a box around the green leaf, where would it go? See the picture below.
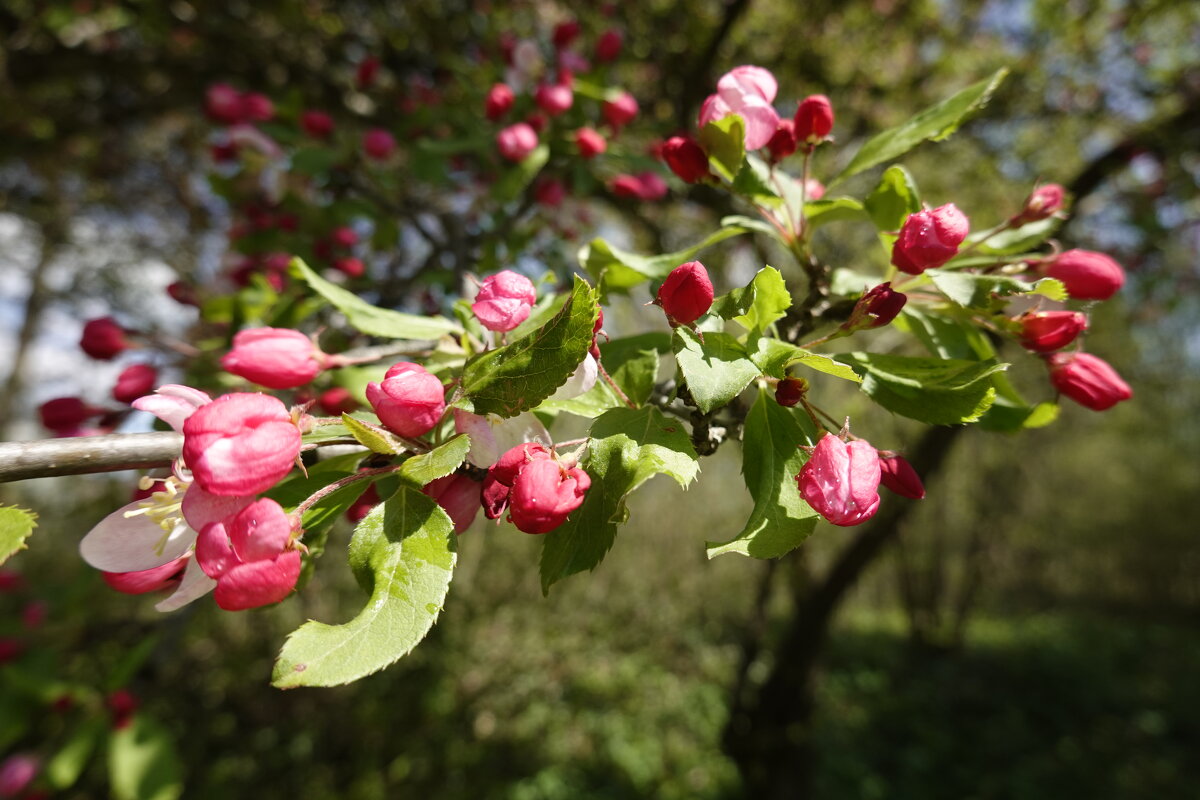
[892,307,997,361]
[830,68,1009,186]
[751,338,863,383]
[720,214,783,239]
[580,226,750,294]
[864,165,922,234]
[731,157,782,206]
[972,217,1062,255]
[698,114,745,181]
[265,452,375,534]
[290,146,340,176]
[291,257,461,339]
[599,332,670,405]
[108,715,183,800]
[708,389,819,559]
[341,413,406,455]
[45,718,104,790]
[0,506,37,565]
[493,144,549,203]
[396,435,471,487]
[540,407,698,593]
[836,351,1008,425]
[804,197,869,229]
[458,276,598,417]
[712,266,792,338]
[672,328,761,413]
[272,487,456,688]
[925,268,1067,307]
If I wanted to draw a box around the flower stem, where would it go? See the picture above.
[294,466,399,518]
[599,361,637,409]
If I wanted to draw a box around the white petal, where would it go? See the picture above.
[154,557,217,612]
[80,503,197,572]
[455,409,499,468]
[550,355,599,401]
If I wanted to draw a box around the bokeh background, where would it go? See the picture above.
[2,1,1199,798]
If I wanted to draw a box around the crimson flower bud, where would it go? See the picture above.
[552,20,581,49]
[240,92,275,122]
[796,433,881,527]
[1047,352,1132,411]
[662,136,710,183]
[211,141,238,162]
[602,91,638,128]
[182,393,302,496]
[1018,311,1088,353]
[508,458,591,534]
[878,455,925,499]
[610,174,643,198]
[362,128,396,161]
[485,83,515,121]
[890,204,970,275]
[794,94,834,144]
[766,118,798,163]
[656,261,714,325]
[167,280,199,306]
[533,177,566,207]
[196,498,302,611]
[318,386,358,416]
[860,282,907,328]
[535,83,574,116]
[775,377,806,407]
[595,29,623,62]
[39,397,101,433]
[330,226,358,248]
[472,270,537,331]
[300,109,334,139]
[107,689,139,730]
[1038,249,1125,301]
[1016,183,1064,223]
[366,362,446,438]
[334,256,365,278]
[101,554,189,595]
[356,56,381,90]
[220,327,328,390]
[575,126,607,158]
[590,307,604,359]
[496,122,539,162]
[0,639,24,665]
[634,171,668,201]
[482,443,553,519]
[112,364,158,404]
[345,484,381,523]
[204,83,244,125]
[81,316,132,360]
[423,474,483,534]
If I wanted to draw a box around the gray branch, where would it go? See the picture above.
[0,432,182,483]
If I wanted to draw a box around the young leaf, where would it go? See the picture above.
[272,487,456,688]
[707,389,819,559]
[341,413,406,455]
[458,276,598,417]
[396,435,471,487]
[45,718,105,790]
[540,407,699,593]
[107,715,184,800]
[864,165,922,234]
[925,268,1067,308]
[830,68,1009,186]
[893,307,997,361]
[580,226,751,294]
[751,338,863,383]
[804,197,869,229]
[836,351,1009,425]
[698,114,746,182]
[673,328,761,413]
[0,506,37,566]
[712,266,792,338]
[731,157,783,207]
[291,257,462,339]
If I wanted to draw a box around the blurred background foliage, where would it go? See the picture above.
[1,0,1199,797]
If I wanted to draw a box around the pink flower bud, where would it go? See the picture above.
[878,455,925,499]
[710,66,781,150]
[334,256,365,278]
[1018,311,1088,353]
[535,83,574,116]
[345,484,381,523]
[0,571,24,593]
[423,474,483,534]
[0,754,39,799]
[240,92,275,122]
[39,397,101,433]
[794,94,834,144]
[796,433,881,527]
[508,458,591,534]
[575,126,607,158]
[890,203,970,275]
[366,362,446,438]
[635,171,668,200]
[112,364,158,404]
[330,226,358,248]
[107,689,138,729]
[533,177,567,207]
[1047,352,1132,411]
[205,83,244,125]
[595,29,623,62]
[318,386,358,416]
[775,377,806,407]
[717,66,778,104]
[496,122,539,162]
[552,20,581,49]
[482,443,553,519]
[1016,183,1064,223]
[81,316,131,360]
[102,554,189,595]
[656,261,714,325]
[860,282,908,328]
[220,327,327,390]
[766,118,798,163]
[485,83,515,120]
[362,128,396,161]
[1038,249,1125,300]
[356,56,381,90]
[662,136,710,183]
[610,174,643,199]
[805,178,826,200]
[197,498,302,611]
[472,270,537,332]
[167,280,199,306]
[300,109,334,139]
[602,91,638,128]
[182,393,302,496]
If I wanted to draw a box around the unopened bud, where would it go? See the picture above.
[496,123,539,162]
[1037,249,1125,301]
[878,455,925,499]
[1015,183,1065,223]
[794,94,834,145]
[1018,311,1087,353]
[485,83,515,121]
[890,204,969,275]
[602,91,638,129]
[662,136,710,183]
[766,119,798,163]
[656,261,714,326]
[775,377,807,407]
[575,127,607,159]
[1047,352,1132,411]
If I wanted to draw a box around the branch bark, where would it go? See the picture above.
[0,432,181,483]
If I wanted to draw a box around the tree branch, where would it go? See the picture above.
[0,432,182,483]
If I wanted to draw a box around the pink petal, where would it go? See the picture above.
[180,486,254,530]
[213,551,301,611]
[734,97,782,150]
[155,557,218,612]
[80,502,196,572]
[132,384,212,432]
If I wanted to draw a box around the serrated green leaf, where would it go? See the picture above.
[713,266,792,338]
[45,718,104,790]
[580,226,751,294]
[493,143,549,203]
[698,114,745,182]
[893,307,997,361]
[108,715,183,800]
[341,413,406,454]
[599,332,669,405]
[708,389,819,559]
[0,506,37,565]
[272,487,456,688]
[540,407,698,593]
[836,351,1008,425]
[673,328,761,413]
[925,268,1067,307]
[292,258,461,339]
[830,68,1009,186]
[396,435,471,487]
[864,165,922,234]
[751,338,863,383]
[458,276,598,417]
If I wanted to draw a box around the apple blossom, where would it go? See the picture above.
[656,261,714,325]
[878,455,925,499]
[508,457,591,534]
[485,83,515,120]
[576,126,607,158]
[602,90,638,128]
[423,474,483,534]
[471,270,537,331]
[891,204,970,274]
[182,393,303,495]
[80,316,131,360]
[794,94,834,145]
[796,434,882,526]
[496,122,539,162]
[366,362,446,437]
[1038,249,1125,300]
[662,136,710,183]
[1047,352,1132,411]
[221,327,330,390]
[1019,311,1088,353]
